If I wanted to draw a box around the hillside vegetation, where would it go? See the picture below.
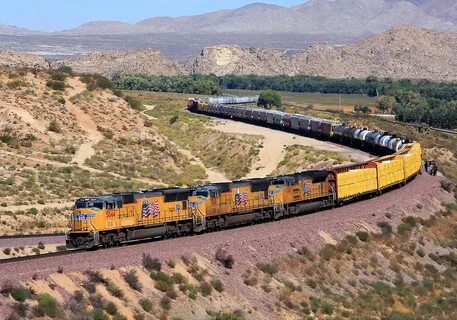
[129,91,262,180]
[0,70,198,233]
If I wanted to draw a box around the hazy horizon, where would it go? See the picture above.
[0,0,306,31]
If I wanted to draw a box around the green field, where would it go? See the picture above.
[224,89,376,109]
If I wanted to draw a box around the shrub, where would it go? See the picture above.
[377,221,393,235]
[142,253,161,271]
[306,279,317,289]
[81,74,113,91]
[416,248,426,258]
[106,281,123,298]
[355,231,370,242]
[321,302,335,315]
[105,302,118,315]
[48,120,61,133]
[112,89,123,97]
[113,314,128,320]
[297,246,311,258]
[187,284,198,300]
[82,281,96,294]
[172,272,186,284]
[402,216,417,228]
[46,80,65,91]
[167,259,176,268]
[215,248,234,269]
[160,296,171,310]
[92,308,108,320]
[86,270,106,284]
[3,248,11,255]
[151,271,174,292]
[319,244,335,261]
[397,223,413,235]
[73,290,84,302]
[258,263,278,276]
[56,245,67,252]
[1,281,13,296]
[56,65,73,75]
[11,287,28,302]
[124,95,143,111]
[13,302,27,317]
[199,281,212,297]
[124,269,142,292]
[90,294,105,309]
[139,298,153,312]
[210,277,224,292]
[34,293,64,318]
[28,207,39,215]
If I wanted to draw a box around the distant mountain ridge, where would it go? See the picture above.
[1,0,457,37]
[190,26,457,82]
[0,26,442,83]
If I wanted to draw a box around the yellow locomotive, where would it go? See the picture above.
[67,142,421,249]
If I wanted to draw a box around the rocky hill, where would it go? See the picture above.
[51,49,184,78]
[0,51,48,69]
[190,26,457,82]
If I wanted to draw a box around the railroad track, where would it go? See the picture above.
[0,232,65,240]
[0,248,79,265]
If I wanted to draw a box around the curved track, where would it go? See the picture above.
[0,171,452,283]
[1,107,453,282]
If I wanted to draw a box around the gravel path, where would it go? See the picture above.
[0,172,452,284]
[0,235,65,248]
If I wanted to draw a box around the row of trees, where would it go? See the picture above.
[114,75,221,95]
[113,74,457,129]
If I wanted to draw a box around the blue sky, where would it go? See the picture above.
[0,0,306,31]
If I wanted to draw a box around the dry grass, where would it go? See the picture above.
[127,91,262,179]
[270,144,353,176]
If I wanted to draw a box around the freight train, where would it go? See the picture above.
[65,98,422,249]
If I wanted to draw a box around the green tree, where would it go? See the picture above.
[257,90,283,110]
[376,95,396,113]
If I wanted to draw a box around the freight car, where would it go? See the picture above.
[65,100,422,249]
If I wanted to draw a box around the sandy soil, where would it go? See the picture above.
[212,119,371,178]
[66,78,103,166]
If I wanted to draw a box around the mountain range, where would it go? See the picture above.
[0,26,448,82]
[1,0,457,37]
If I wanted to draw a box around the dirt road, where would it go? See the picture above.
[212,118,372,179]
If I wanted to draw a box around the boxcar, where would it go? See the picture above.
[333,168,378,201]
[374,156,405,190]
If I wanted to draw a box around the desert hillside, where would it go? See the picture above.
[0,51,48,69]
[191,26,457,82]
[0,68,271,235]
[51,49,185,78]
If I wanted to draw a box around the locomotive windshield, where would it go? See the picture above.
[75,199,104,210]
[194,190,209,197]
